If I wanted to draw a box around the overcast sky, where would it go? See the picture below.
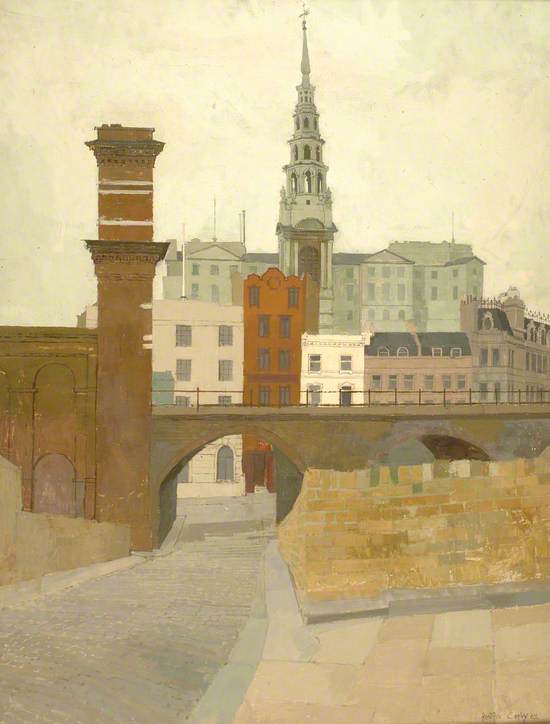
[1,0,550,325]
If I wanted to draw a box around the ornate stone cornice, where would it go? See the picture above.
[85,139,164,167]
[85,240,169,267]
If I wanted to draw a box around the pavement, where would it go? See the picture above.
[234,541,550,724]
[1,490,550,723]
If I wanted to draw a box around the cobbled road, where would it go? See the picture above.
[0,526,272,723]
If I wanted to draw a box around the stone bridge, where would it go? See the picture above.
[150,403,550,542]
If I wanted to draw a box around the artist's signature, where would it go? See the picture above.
[481,714,539,722]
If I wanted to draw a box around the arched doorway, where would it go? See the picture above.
[32,453,76,516]
[298,246,320,283]
[216,445,234,481]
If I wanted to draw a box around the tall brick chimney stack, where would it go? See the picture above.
[86,124,168,551]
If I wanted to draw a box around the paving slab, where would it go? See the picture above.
[430,608,493,648]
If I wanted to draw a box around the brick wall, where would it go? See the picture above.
[278,457,550,603]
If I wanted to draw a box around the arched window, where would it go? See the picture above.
[305,170,312,193]
[378,347,390,357]
[304,117,310,129]
[291,173,298,193]
[397,347,409,357]
[293,145,298,161]
[316,146,321,161]
[304,144,311,160]
[298,246,320,282]
[296,117,300,130]
[216,445,234,481]
[317,172,323,193]
[483,314,493,331]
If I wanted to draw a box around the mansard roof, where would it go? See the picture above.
[365,333,418,356]
[417,332,472,356]
[477,307,513,335]
[365,331,472,357]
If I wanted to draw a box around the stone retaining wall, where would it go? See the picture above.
[0,455,130,586]
[278,457,550,603]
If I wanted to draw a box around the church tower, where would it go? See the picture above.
[277,10,336,332]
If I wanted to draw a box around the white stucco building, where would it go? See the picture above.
[78,299,246,497]
[300,331,371,406]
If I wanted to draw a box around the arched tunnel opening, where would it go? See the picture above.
[384,434,490,466]
[157,433,304,545]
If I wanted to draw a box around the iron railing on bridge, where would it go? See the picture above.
[152,387,550,410]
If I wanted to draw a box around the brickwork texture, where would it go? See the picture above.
[278,456,550,603]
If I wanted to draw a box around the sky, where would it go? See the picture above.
[1,0,550,325]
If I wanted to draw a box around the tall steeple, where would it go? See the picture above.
[277,6,336,332]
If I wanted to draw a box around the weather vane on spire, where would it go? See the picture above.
[299,1,310,29]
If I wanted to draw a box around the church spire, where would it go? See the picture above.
[300,5,311,83]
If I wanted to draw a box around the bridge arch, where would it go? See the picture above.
[383,429,491,465]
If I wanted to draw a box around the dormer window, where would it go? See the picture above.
[432,348,443,357]
[450,348,462,358]
[482,314,493,331]
[378,347,390,357]
[396,347,409,357]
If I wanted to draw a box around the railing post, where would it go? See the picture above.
[394,388,398,406]
[469,388,472,405]
[443,388,446,407]
[519,389,521,404]
[418,388,422,406]
[306,388,309,407]
[368,389,371,407]
[196,386,200,410]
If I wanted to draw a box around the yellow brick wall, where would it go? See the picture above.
[278,456,550,603]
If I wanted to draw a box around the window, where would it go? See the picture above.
[404,375,414,391]
[288,287,299,307]
[397,346,409,357]
[279,315,291,338]
[457,375,466,390]
[450,347,462,358]
[305,170,312,193]
[191,284,199,299]
[304,117,310,129]
[480,348,488,367]
[218,360,233,381]
[483,315,493,331]
[383,309,390,321]
[259,386,271,406]
[346,310,353,321]
[176,324,192,347]
[317,172,323,193]
[453,286,458,300]
[210,264,219,276]
[480,382,488,402]
[398,310,406,321]
[442,375,451,390]
[295,117,300,129]
[291,173,298,193]
[368,308,375,320]
[378,347,390,357]
[367,266,376,276]
[309,354,321,372]
[192,264,199,276]
[176,359,191,381]
[382,283,390,301]
[279,349,290,370]
[382,266,391,278]
[397,267,405,278]
[424,375,434,391]
[304,144,311,160]
[258,315,270,337]
[230,265,238,274]
[367,283,375,301]
[293,145,298,161]
[340,355,352,372]
[249,285,260,307]
[218,395,232,406]
[258,349,270,370]
[388,375,398,390]
[494,382,501,402]
[346,285,354,301]
[279,386,291,406]
[492,348,500,367]
[307,384,321,405]
[175,395,190,407]
[431,270,438,279]
[508,349,515,368]
[371,375,381,390]
[432,348,443,357]
[453,269,459,278]
[431,286,438,301]
[526,352,530,371]
[218,325,233,346]
[397,284,405,302]
[211,284,219,303]
[316,146,321,161]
